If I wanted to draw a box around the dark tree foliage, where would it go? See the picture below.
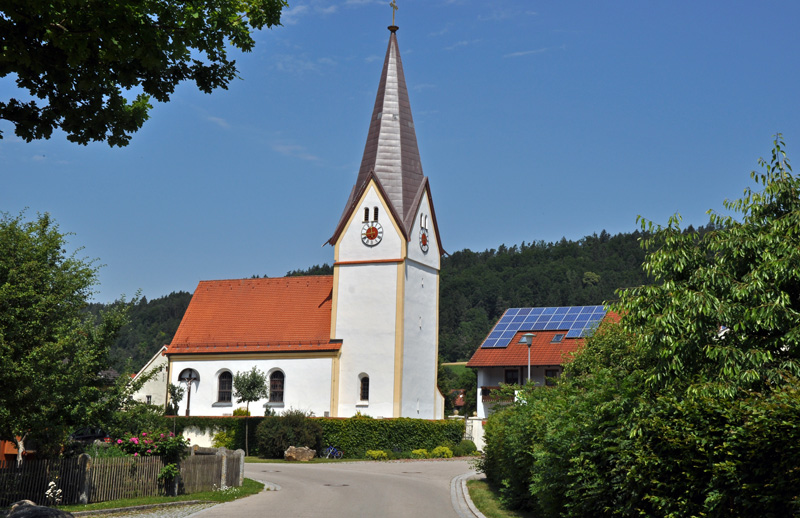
[0,0,287,146]
[285,263,333,276]
[87,291,191,374]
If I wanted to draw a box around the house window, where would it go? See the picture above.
[218,371,232,402]
[545,369,560,387]
[504,369,519,385]
[270,371,285,403]
[551,334,564,343]
[364,207,370,222]
[360,376,370,401]
[146,395,152,405]
[373,207,379,221]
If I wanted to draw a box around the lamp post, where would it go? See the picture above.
[519,333,536,383]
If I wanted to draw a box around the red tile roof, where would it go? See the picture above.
[467,330,584,368]
[167,276,339,355]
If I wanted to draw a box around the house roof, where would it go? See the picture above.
[466,308,619,368]
[467,330,584,368]
[166,276,339,355]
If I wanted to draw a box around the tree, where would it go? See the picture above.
[166,383,185,416]
[617,134,800,396]
[0,212,132,463]
[233,366,268,456]
[0,0,287,147]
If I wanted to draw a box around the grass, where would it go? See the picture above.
[442,363,469,378]
[56,478,264,512]
[467,479,534,518]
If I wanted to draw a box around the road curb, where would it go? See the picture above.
[450,471,486,518]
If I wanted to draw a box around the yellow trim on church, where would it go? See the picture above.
[393,261,405,417]
[168,352,339,362]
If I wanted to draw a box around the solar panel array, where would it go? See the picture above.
[481,305,607,348]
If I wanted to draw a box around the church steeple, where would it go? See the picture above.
[329,23,427,245]
[356,25,424,225]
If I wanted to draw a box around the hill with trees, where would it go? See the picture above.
[99,226,715,373]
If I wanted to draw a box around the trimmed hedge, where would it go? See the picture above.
[318,417,464,458]
[158,415,463,458]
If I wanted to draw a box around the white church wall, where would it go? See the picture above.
[334,262,399,418]
[337,185,404,263]
[169,357,333,417]
[401,260,440,419]
[406,192,440,271]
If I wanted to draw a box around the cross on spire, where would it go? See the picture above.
[390,0,398,26]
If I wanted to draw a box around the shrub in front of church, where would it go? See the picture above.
[431,446,453,458]
[318,417,464,458]
[365,450,389,460]
[452,440,477,457]
[255,410,323,459]
[411,449,429,459]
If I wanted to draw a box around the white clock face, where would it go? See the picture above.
[361,222,383,246]
[419,228,429,253]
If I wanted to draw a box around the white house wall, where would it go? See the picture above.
[131,351,168,407]
[476,366,552,418]
[169,357,333,417]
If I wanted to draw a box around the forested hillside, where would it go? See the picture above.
[98,227,715,372]
[88,291,192,374]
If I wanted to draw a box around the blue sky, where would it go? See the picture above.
[2,1,799,302]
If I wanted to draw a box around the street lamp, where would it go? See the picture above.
[518,333,536,383]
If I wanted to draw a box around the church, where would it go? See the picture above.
[164,20,445,420]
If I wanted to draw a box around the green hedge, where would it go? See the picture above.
[318,417,464,458]
[160,416,464,459]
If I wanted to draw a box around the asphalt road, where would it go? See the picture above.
[194,459,477,518]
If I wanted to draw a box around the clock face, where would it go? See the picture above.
[361,222,383,246]
[419,228,429,253]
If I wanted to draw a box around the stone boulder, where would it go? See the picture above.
[284,446,316,462]
[8,500,74,517]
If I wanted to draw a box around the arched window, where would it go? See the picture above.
[218,371,232,403]
[373,206,379,221]
[364,207,370,222]
[270,371,285,403]
[360,376,370,401]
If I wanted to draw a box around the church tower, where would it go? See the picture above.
[327,20,444,419]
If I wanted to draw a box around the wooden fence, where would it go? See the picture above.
[0,448,244,506]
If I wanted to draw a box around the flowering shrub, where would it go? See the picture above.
[411,449,429,459]
[365,449,389,460]
[114,431,190,464]
[431,446,453,458]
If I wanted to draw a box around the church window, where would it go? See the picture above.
[373,207,379,221]
[364,207,370,222]
[360,376,370,401]
[218,371,232,403]
[270,371,285,403]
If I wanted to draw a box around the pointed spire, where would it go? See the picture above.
[354,26,425,229]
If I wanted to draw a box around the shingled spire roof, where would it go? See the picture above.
[329,26,427,244]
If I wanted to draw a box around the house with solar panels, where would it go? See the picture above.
[467,305,609,418]
[163,20,446,422]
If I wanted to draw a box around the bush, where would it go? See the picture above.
[233,407,250,416]
[255,410,323,459]
[458,440,477,454]
[431,446,453,458]
[212,429,236,449]
[365,449,389,460]
[411,449,428,459]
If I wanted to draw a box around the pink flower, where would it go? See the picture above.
[116,439,123,444]
[129,437,139,445]
[146,449,152,454]
[134,452,138,457]
[169,432,174,437]
[142,432,147,436]
[160,434,165,439]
